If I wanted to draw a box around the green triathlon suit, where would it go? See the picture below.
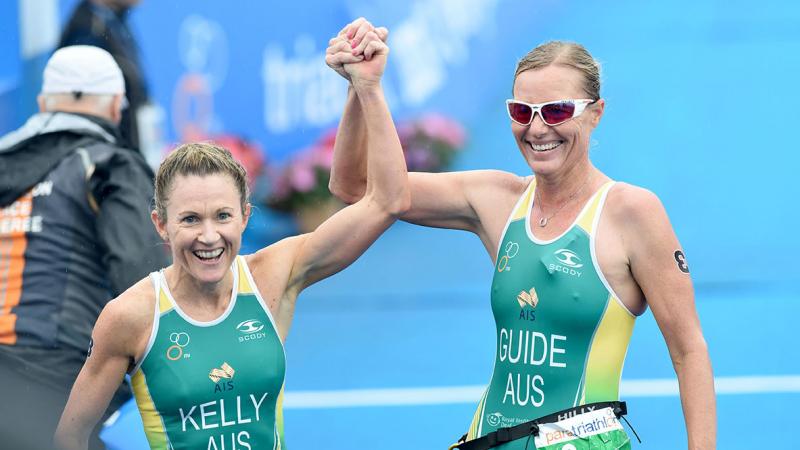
[131,256,287,450]
[465,180,636,449]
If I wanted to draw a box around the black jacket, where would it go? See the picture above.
[0,112,168,387]
[59,0,149,151]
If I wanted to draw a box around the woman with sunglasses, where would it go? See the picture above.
[54,28,408,450]
[328,30,716,450]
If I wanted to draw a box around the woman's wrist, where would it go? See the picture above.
[352,79,383,98]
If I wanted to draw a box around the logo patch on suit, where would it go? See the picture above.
[209,362,235,383]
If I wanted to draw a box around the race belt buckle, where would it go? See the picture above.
[487,427,513,446]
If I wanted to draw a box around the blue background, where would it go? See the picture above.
[2,1,799,449]
[2,0,797,284]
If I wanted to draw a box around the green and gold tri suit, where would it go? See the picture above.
[131,256,286,449]
[466,180,636,449]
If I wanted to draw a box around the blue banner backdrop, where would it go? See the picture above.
[1,0,798,284]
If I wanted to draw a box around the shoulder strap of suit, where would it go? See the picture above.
[575,181,615,235]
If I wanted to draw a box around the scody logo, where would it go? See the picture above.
[237,319,267,343]
[237,319,264,334]
[549,249,583,277]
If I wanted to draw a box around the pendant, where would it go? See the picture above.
[539,217,548,227]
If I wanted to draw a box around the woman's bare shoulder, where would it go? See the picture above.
[95,277,157,350]
[605,181,672,233]
[462,169,531,206]
[466,169,530,190]
[606,180,662,210]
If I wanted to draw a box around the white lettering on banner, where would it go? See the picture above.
[259,0,498,132]
[179,392,269,432]
[178,15,229,90]
[261,35,348,133]
[172,15,228,140]
[391,0,499,105]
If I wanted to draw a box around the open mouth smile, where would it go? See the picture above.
[530,141,563,152]
[193,248,224,262]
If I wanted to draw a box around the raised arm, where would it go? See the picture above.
[251,25,408,304]
[326,19,522,240]
[620,187,716,449]
[329,84,368,202]
[325,18,388,203]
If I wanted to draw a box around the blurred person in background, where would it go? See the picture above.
[0,45,168,450]
[55,25,407,450]
[328,20,716,450]
[60,0,151,154]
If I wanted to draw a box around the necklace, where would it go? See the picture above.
[534,177,591,227]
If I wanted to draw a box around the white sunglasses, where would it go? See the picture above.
[505,98,596,126]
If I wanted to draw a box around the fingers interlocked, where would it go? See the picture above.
[326,17,389,76]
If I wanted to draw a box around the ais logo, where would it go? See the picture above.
[209,362,235,393]
[517,287,539,322]
[237,319,267,343]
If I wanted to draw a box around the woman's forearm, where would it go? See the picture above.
[329,86,369,203]
[675,346,717,449]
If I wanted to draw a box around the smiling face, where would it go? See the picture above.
[511,65,604,178]
[153,173,250,286]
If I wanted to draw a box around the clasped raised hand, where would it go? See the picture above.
[325,17,389,90]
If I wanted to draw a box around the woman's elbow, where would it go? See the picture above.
[328,179,364,205]
[385,189,411,218]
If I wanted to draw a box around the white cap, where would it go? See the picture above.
[41,45,125,96]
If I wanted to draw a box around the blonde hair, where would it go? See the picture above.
[514,41,601,100]
[153,142,250,221]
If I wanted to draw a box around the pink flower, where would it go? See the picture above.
[418,113,466,148]
[289,161,316,192]
[313,145,335,169]
[269,118,466,212]
[396,122,417,143]
[271,172,291,198]
[317,129,338,149]
[405,147,438,171]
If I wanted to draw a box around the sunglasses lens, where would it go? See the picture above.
[541,102,576,125]
[508,102,532,124]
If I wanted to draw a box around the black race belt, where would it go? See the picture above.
[452,401,628,450]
